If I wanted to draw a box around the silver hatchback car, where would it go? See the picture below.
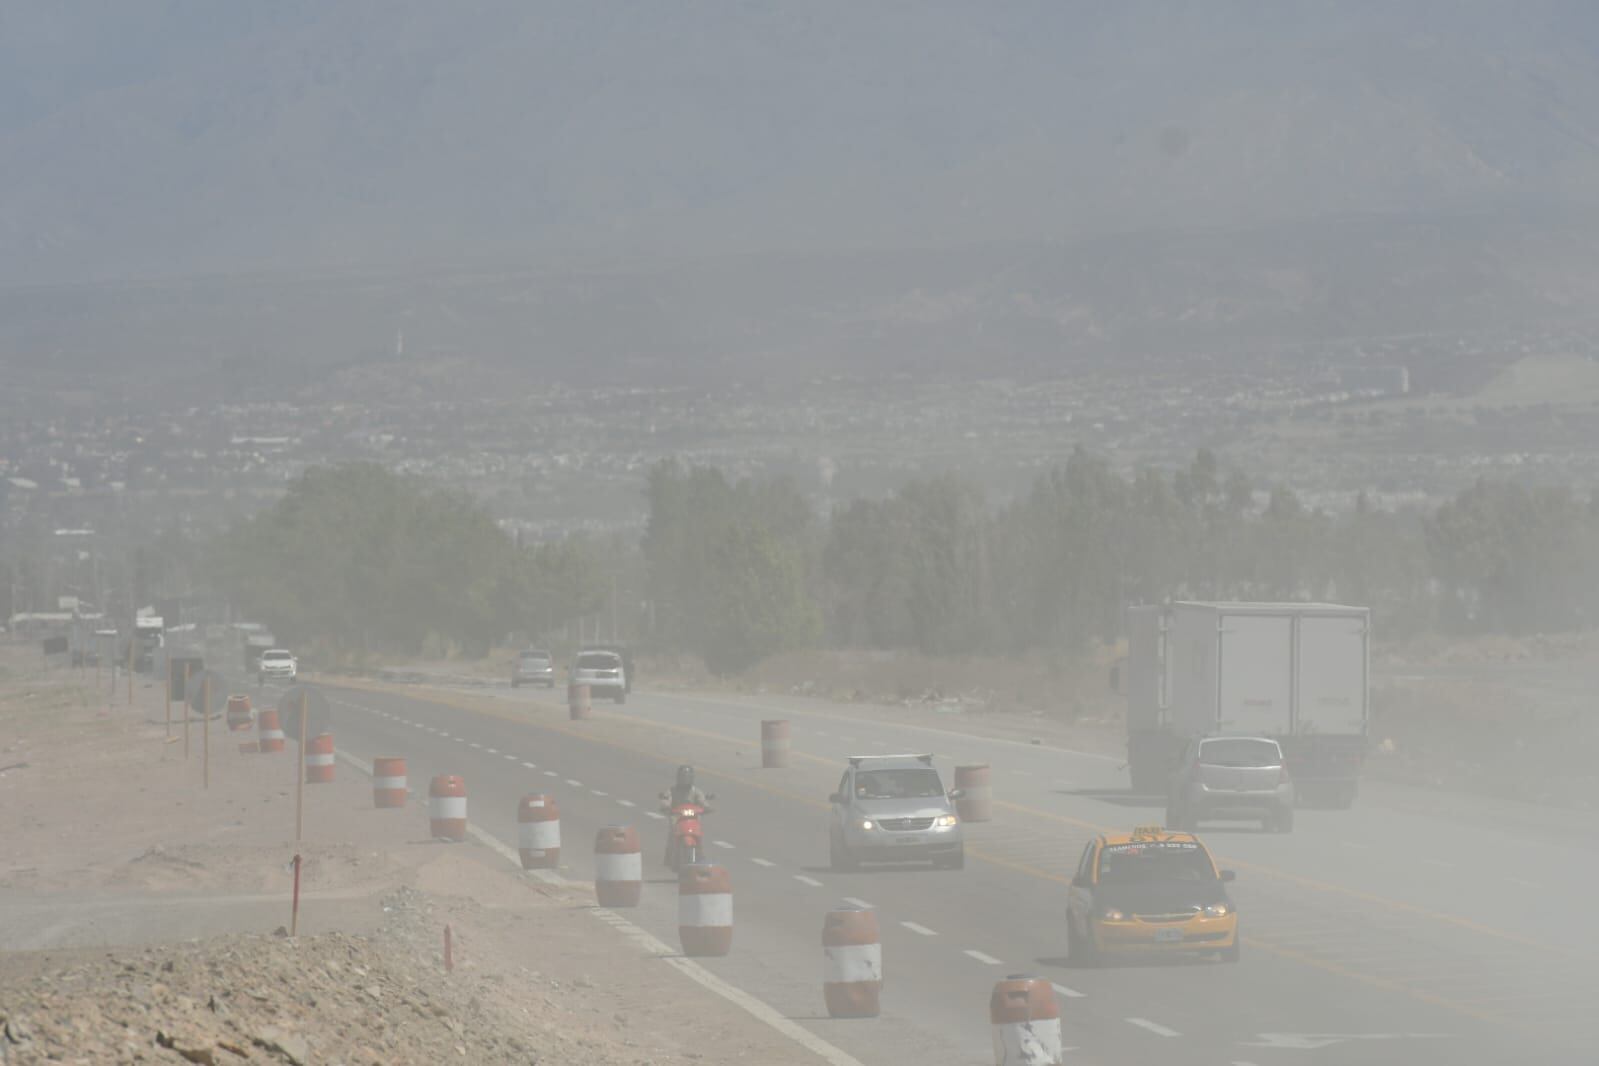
[1166,736,1295,833]
[829,754,965,870]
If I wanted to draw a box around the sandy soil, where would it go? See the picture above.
[0,644,831,1065]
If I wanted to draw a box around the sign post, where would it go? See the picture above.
[164,658,173,741]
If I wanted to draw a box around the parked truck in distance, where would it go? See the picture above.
[1124,601,1369,809]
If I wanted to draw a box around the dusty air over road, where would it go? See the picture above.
[3,3,1598,1065]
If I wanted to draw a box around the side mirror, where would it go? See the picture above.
[828,793,843,805]
[947,788,966,801]
[1219,869,1236,883]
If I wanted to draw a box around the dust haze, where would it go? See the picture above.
[2,4,1596,1065]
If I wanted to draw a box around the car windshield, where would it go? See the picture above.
[262,651,291,661]
[854,768,944,800]
[1097,841,1216,883]
[577,653,618,669]
[1199,739,1281,768]
[521,652,550,664]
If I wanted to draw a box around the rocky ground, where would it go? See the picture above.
[0,644,831,1065]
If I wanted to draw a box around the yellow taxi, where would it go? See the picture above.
[1065,825,1239,964]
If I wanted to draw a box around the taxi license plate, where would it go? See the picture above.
[1153,928,1184,943]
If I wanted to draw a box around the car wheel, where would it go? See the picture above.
[829,831,858,872]
[934,847,964,870]
[1219,935,1241,963]
[1067,916,1099,967]
[615,691,626,705]
[1272,807,1294,833]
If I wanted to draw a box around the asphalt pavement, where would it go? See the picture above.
[270,678,1595,1066]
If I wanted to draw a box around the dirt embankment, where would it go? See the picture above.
[0,644,828,1065]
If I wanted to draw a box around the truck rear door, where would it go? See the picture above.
[1217,613,1293,736]
[1295,613,1367,736]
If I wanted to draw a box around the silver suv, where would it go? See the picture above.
[829,755,965,870]
[512,649,555,688]
[1166,736,1295,833]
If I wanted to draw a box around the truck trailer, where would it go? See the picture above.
[1125,601,1369,808]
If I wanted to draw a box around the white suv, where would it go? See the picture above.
[572,650,626,703]
[258,649,298,683]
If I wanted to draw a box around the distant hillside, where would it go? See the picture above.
[6,1,1599,284]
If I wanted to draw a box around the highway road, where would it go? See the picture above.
[269,678,1595,1065]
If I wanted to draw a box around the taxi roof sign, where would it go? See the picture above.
[1131,825,1168,837]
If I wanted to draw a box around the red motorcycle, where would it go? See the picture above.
[660,795,715,869]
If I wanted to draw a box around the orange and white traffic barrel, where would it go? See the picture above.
[305,733,336,784]
[225,694,253,732]
[518,793,561,870]
[257,709,286,753]
[955,763,993,823]
[593,825,642,907]
[568,683,591,721]
[761,720,790,768]
[822,904,882,1018]
[677,863,733,957]
[429,775,468,841]
[372,756,408,808]
[989,974,1062,1065]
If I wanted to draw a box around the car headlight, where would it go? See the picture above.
[859,819,875,831]
[1099,908,1126,922]
[934,815,958,828]
[1204,903,1231,918]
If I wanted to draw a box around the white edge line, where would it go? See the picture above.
[1051,982,1086,999]
[842,897,872,909]
[900,921,937,936]
[617,799,636,808]
[794,875,823,887]
[963,949,1002,965]
[1125,1017,1181,1038]
[333,745,865,1066]
[751,858,776,867]
[522,762,538,769]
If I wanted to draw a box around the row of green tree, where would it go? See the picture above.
[206,464,607,658]
[646,452,1599,672]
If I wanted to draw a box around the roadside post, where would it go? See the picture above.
[164,658,173,741]
[183,662,192,760]
[295,689,308,842]
[126,631,133,706]
[202,674,211,789]
[289,853,302,937]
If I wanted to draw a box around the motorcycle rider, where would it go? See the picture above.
[659,764,710,865]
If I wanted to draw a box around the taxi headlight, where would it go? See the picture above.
[859,819,875,831]
[1098,908,1126,922]
[1204,902,1231,918]
[934,815,958,828]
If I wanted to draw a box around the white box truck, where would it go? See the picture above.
[1124,602,1369,808]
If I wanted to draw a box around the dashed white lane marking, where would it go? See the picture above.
[486,747,499,754]
[503,754,517,761]
[439,732,452,739]
[646,811,666,820]
[1051,983,1086,999]
[1126,1018,1180,1038]
[469,742,482,749]
[617,799,636,808]
[843,897,873,909]
[522,761,537,769]
[713,840,736,849]
[794,875,824,888]
[543,770,558,777]
[964,950,1002,965]
[1421,857,1456,870]
[751,858,776,867]
[591,789,608,797]
[900,921,937,936]
[1341,840,1369,850]
[816,730,832,738]
[565,779,583,787]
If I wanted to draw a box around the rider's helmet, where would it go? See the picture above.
[676,764,695,789]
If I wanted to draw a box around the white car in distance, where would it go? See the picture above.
[572,650,626,704]
[258,649,298,683]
